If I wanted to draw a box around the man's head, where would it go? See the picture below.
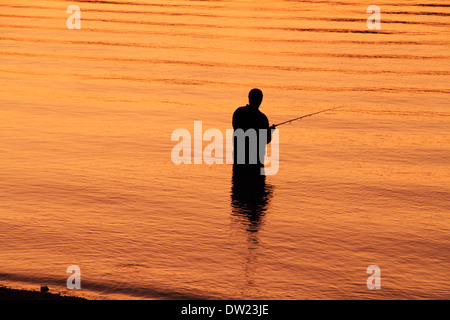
[248,88,263,108]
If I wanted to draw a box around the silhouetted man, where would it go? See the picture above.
[232,89,275,173]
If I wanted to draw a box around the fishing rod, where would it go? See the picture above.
[273,106,343,127]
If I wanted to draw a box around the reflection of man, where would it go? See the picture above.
[232,89,275,168]
[231,167,273,221]
[231,163,274,285]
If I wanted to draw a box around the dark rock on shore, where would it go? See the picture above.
[0,285,87,300]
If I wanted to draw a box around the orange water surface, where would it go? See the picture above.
[0,0,449,299]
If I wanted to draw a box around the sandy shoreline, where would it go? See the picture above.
[0,285,87,300]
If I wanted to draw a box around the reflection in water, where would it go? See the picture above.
[230,166,274,287]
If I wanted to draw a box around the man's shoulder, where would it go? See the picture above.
[233,105,249,116]
[257,110,269,122]
[257,109,268,118]
[234,105,248,112]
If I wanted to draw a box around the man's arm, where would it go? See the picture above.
[263,115,273,144]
